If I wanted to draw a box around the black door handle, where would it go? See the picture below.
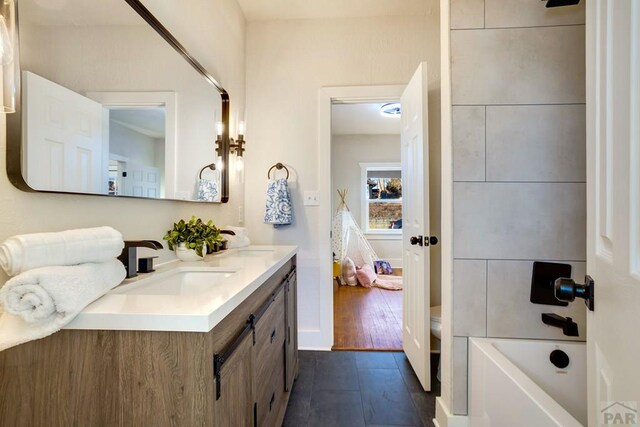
[428,236,438,246]
[410,235,423,246]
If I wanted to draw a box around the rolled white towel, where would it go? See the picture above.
[0,227,124,276]
[226,235,251,249]
[223,225,249,239]
[0,259,125,323]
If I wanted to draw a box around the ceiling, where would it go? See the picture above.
[332,102,401,136]
[237,0,430,21]
[20,0,145,26]
[110,108,166,139]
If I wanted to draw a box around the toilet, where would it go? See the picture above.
[430,305,442,339]
[430,306,442,381]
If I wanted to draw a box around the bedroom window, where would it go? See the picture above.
[360,163,402,235]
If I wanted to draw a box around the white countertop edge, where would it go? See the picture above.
[63,245,298,333]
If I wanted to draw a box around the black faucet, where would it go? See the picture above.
[118,240,164,278]
[541,313,579,337]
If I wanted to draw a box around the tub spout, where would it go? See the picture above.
[541,313,579,337]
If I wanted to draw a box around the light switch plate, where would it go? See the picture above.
[304,190,320,206]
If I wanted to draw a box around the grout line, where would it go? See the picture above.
[485,260,488,337]
[453,103,586,107]
[453,180,586,184]
[484,105,487,182]
[483,0,486,29]
[454,257,586,262]
[452,23,585,31]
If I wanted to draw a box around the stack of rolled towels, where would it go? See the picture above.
[0,227,126,351]
[223,225,251,248]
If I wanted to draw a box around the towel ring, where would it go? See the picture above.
[267,162,290,180]
[199,163,217,179]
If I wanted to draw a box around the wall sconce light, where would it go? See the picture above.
[0,0,18,113]
[231,120,246,157]
[215,120,246,170]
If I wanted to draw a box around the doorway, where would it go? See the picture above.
[319,69,433,390]
[330,100,405,351]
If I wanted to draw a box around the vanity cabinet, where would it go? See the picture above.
[212,330,254,426]
[0,255,298,427]
[285,270,298,391]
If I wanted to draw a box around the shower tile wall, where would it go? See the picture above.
[448,0,586,415]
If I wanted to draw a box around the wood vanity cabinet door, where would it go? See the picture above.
[212,330,254,427]
[254,285,286,426]
[285,271,298,391]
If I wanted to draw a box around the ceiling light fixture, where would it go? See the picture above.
[380,102,401,117]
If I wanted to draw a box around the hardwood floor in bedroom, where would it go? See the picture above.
[333,283,403,350]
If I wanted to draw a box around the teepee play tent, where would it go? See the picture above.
[332,190,402,290]
[332,190,379,271]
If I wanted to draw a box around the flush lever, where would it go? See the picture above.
[554,275,595,311]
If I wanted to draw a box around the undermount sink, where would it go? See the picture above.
[112,267,237,296]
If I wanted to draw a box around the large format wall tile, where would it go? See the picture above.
[486,105,586,182]
[453,182,586,260]
[486,260,587,340]
[452,337,469,415]
[485,0,585,28]
[451,0,485,30]
[453,106,485,182]
[453,260,487,336]
[451,26,585,105]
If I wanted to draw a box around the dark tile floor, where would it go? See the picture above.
[283,351,440,427]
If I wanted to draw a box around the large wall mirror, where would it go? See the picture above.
[7,0,231,203]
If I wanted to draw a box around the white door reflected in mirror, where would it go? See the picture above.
[16,0,224,202]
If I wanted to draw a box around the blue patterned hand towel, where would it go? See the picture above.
[196,178,220,202]
[264,178,293,228]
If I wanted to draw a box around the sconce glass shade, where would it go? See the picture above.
[0,0,18,113]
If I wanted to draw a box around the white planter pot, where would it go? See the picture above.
[175,242,206,261]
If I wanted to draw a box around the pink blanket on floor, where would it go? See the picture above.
[374,274,403,290]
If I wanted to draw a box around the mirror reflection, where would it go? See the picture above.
[15,0,223,202]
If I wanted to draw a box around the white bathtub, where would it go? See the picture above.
[468,338,587,427]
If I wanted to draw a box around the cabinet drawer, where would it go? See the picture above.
[256,345,285,427]
[254,286,285,378]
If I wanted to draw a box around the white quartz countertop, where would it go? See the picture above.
[64,245,298,333]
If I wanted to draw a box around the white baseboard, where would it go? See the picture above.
[298,329,331,351]
[435,397,469,427]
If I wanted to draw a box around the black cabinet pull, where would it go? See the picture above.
[253,402,257,427]
[269,392,275,412]
[270,328,277,343]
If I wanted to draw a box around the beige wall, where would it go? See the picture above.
[331,134,402,265]
[448,0,586,415]
[244,10,441,347]
[0,0,246,285]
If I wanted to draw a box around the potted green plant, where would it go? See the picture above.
[163,216,223,261]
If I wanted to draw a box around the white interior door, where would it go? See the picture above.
[401,62,431,391]
[123,163,161,198]
[23,71,106,194]
[586,1,640,425]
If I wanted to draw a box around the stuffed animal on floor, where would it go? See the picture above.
[341,257,358,286]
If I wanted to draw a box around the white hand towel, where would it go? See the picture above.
[226,235,251,249]
[223,225,249,239]
[0,259,126,351]
[0,226,124,276]
[222,225,251,248]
